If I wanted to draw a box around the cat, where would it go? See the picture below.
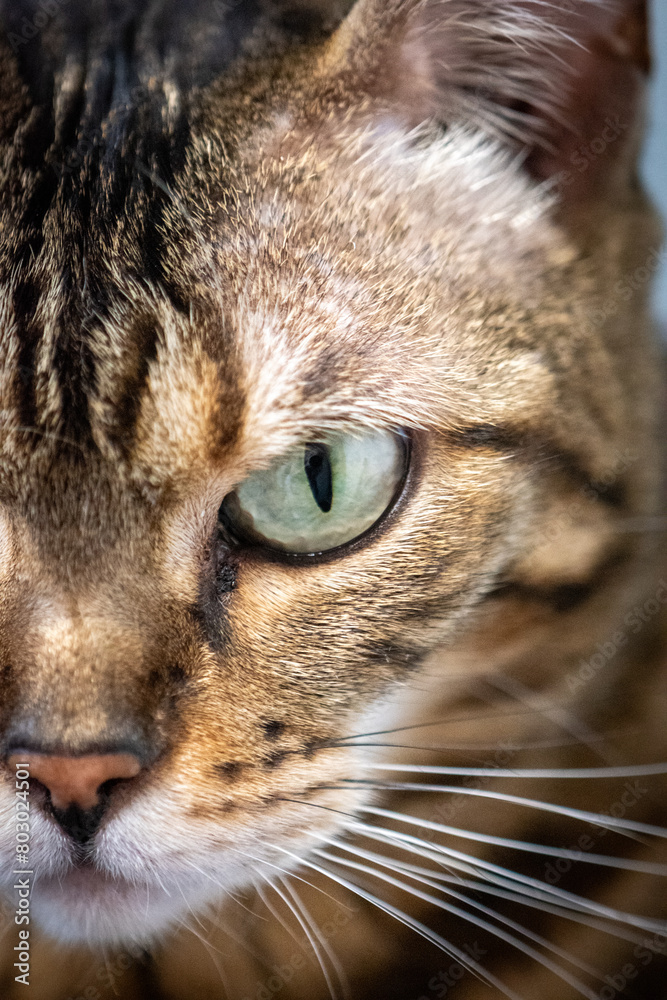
[0,0,666,997]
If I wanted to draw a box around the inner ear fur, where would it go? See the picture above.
[320,0,650,201]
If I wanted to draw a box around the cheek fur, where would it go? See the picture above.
[0,0,665,994]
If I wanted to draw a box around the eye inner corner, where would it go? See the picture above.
[304,442,333,513]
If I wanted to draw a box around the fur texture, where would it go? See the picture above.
[0,1,665,997]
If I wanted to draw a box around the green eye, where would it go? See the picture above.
[220,429,409,555]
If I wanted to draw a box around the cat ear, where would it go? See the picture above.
[321,0,650,201]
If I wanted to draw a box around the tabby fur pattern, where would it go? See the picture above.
[0,0,665,997]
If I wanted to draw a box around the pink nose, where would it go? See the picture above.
[8,753,141,810]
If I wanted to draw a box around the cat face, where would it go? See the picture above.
[0,0,661,949]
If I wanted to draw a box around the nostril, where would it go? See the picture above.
[52,801,109,845]
[6,752,142,811]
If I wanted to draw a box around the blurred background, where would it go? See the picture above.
[644,1,666,327]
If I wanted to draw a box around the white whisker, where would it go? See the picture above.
[338,783,667,839]
[348,840,651,945]
[311,848,601,998]
[338,735,599,753]
[329,823,650,946]
[271,845,526,1000]
[269,877,341,1000]
[358,804,667,876]
[274,797,667,929]
[175,913,234,996]
[281,878,350,1000]
[256,880,309,956]
[346,821,667,934]
[229,844,351,908]
[179,858,257,919]
[365,762,667,780]
[317,839,605,991]
[332,703,562,744]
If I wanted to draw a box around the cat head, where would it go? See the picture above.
[0,0,661,946]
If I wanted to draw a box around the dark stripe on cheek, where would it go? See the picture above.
[451,424,629,512]
[488,546,630,613]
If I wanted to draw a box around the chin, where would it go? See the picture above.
[31,868,190,948]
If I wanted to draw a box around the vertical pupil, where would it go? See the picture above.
[304,443,333,513]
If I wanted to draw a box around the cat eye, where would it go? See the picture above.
[219,429,409,555]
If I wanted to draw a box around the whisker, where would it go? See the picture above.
[315,842,603,997]
[336,782,667,840]
[143,864,172,899]
[11,425,87,450]
[275,796,666,915]
[329,703,563,744]
[316,841,602,987]
[358,805,667,876]
[346,821,667,934]
[100,950,117,996]
[312,844,604,998]
[364,762,667,780]
[175,913,234,997]
[229,844,352,909]
[271,846,525,1000]
[202,896,271,970]
[179,858,257,919]
[281,878,350,1000]
[276,792,665,938]
[175,885,211,938]
[337,735,601,753]
[256,880,310,957]
[269,877,341,1000]
[327,831,649,947]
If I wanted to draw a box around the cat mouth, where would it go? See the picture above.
[41,859,144,894]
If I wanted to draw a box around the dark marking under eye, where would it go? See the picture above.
[304,443,332,513]
[456,423,510,448]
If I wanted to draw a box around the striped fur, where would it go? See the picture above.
[0,1,665,997]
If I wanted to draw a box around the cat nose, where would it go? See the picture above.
[7,752,142,841]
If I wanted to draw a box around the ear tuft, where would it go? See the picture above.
[321,0,650,201]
